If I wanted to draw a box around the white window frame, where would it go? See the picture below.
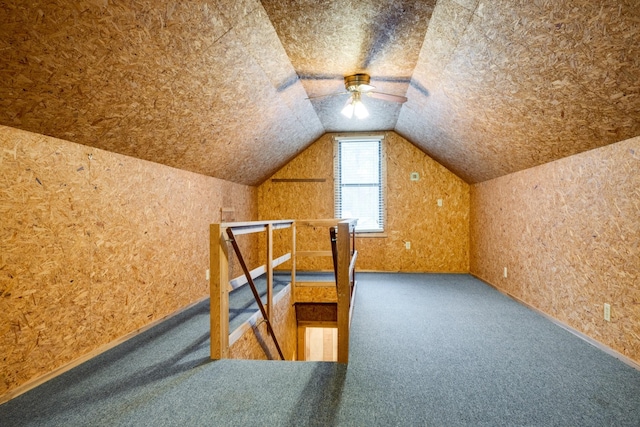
[334,135,386,236]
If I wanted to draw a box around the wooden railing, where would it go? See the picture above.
[289,218,358,363]
[210,220,294,360]
[210,218,357,363]
[332,219,358,363]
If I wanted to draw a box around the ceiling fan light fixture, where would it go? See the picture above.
[341,91,368,119]
[353,98,369,119]
[341,99,354,119]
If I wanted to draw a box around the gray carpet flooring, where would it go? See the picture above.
[2,273,640,426]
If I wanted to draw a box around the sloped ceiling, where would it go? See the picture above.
[397,0,640,182]
[262,0,437,132]
[1,0,638,185]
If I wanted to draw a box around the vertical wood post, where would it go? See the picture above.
[336,221,351,363]
[291,221,297,303]
[210,224,229,359]
[266,223,274,328]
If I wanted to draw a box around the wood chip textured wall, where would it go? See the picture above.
[258,131,469,273]
[0,125,257,399]
[470,136,640,365]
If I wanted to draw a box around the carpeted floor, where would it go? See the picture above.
[2,273,640,426]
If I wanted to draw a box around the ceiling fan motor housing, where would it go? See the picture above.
[344,73,371,91]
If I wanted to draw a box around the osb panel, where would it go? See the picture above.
[296,303,338,323]
[470,136,640,364]
[263,0,436,77]
[0,0,322,186]
[451,0,478,11]
[0,125,257,397]
[3,0,637,188]
[398,0,640,184]
[294,286,338,304]
[262,0,436,133]
[363,132,469,272]
[258,131,470,272]
[228,287,297,360]
[259,134,335,271]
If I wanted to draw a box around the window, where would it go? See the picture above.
[334,136,385,233]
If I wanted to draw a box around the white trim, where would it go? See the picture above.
[334,136,386,233]
[334,134,385,142]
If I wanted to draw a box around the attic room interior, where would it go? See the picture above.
[1,0,639,425]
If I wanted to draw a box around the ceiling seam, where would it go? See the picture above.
[395,0,479,134]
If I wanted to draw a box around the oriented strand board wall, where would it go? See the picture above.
[0,125,257,398]
[228,287,297,360]
[399,0,640,184]
[258,131,470,272]
[470,136,640,364]
[0,0,322,186]
[295,286,337,304]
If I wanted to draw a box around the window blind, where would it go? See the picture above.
[334,137,385,233]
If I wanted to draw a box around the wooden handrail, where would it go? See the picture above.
[211,218,357,363]
[220,219,294,235]
[228,253,291,290]
[210,219,293,360]
[335,220,354,363]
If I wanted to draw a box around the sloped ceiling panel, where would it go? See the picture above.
[0,0,323,186]
[1,0,638,186]
[262,0,437,133]
[397,0,640,183]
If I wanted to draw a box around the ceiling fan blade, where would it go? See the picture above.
[306,91,349,100]
[358,84,375,92]
[366,91,408,103]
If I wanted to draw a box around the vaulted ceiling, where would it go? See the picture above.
[1,0,638,185]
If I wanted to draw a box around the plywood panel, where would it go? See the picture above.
[262,0,437,133]
[0,0,322,186]
[228,287,296,360]
[258,134,335,271]
[294,286,338,304]
[470,136,640,364]
[1,0,638,190]
[398,0,640,184]
[263,0,436,78]
[0,125,258,398]
[258,131,470,272]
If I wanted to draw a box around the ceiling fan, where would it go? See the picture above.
[307,73,408,119]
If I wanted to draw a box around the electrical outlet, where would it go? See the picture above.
[604,303,611,322]
[405,241,411,250]
[503,267,508,278]
[206,269,210,281]
[437,199,443,207]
